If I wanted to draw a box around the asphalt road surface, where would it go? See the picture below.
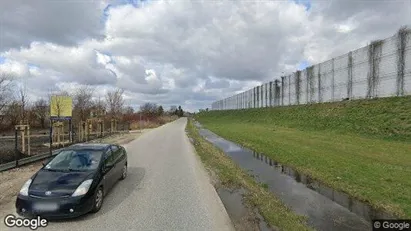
[1,118,235,231]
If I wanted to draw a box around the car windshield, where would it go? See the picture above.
[44,149,103,172]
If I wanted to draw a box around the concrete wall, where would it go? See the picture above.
[211,30,411,110]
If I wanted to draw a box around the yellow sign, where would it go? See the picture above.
[50,96,72,118]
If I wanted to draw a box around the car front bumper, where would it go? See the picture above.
[16,194,95,220]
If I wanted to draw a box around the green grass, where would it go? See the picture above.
[186,119,314,231]
[195,96,411,218]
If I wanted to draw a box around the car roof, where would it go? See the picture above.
[68,143,114,151]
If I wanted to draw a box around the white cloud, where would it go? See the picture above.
[0,0,409,111]
[0,0,106,52]
[0,59,29,78]
[96,51,112,66]
[2,42,117,86]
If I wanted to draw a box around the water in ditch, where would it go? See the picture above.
[196,124,377,231]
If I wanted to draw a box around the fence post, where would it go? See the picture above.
[332,58,335,101]
[87,123,90,141]
[49,120,53,156]
[27,126,30,156]
[15,127,19,167]
[288,75,291,105]
[69,119,72,143]
[318,63,322,103]
[348,51,353,99]
[281,76,285,106]
[21,126,25,154]
[306,69,309,104]
[269,81,273,107]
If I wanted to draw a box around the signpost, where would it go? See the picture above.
[49,95,73,155]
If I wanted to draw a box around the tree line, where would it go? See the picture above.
[138,103,184,118]
[0,73,184,131]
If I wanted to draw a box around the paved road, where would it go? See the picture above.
[1,118,235,231]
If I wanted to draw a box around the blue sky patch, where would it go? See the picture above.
[102,0,148,23]
[96,49,115,65]
[298,60,310,70]
[0,56,6,64]
[292,0,311,11]
[28,63,39,69]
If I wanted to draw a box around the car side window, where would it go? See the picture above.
[111,145,120,160]
[104,149,114,166]
[111,145,118,152]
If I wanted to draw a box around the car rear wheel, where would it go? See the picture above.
[120,164,127,180]
[91,187,104,213]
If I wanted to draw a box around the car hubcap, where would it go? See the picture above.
[123,166,127,178]
[96,190,103,208]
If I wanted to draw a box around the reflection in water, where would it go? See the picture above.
[194,123,395,231]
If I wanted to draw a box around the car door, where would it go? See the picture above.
[102,148,116,194]
[110,145,122,179]
[117,146,127,167]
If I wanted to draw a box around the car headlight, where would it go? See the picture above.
[19,179,32,196]
[72,179,93,197]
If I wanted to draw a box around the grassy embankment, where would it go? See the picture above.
[186,119,313,231]
[195,96,411,218]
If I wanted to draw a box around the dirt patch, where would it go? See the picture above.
[0,162,42,207]
[92,130,150,145]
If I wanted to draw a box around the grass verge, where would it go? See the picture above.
[195,96,411,218]
[186,118,314,231]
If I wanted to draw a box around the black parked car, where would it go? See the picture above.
[16,143,128,219]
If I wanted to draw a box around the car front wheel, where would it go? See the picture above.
[91,187,104,213]
[120,164,127,180]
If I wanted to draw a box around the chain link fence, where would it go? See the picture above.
[0,119,131,172]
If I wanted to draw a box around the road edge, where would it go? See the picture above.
[183,118,236,231]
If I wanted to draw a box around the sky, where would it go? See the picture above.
[0,0,410,112]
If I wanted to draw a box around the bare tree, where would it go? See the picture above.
[139,103,158,117]
[105,88,125,119]
[169,105,177,112]
[92,96,106,117]
[73,86,94,121]
[0,73,15,128]
[157,105,164,116]
[18,86,29,123]
[4,101,20,127]
[33,98,48,128]
[0,73,14,113]
[177,105,184,117]
[123,106,134,115]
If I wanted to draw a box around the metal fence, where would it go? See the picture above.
[0,121,131,172]
[211,29,411,110]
